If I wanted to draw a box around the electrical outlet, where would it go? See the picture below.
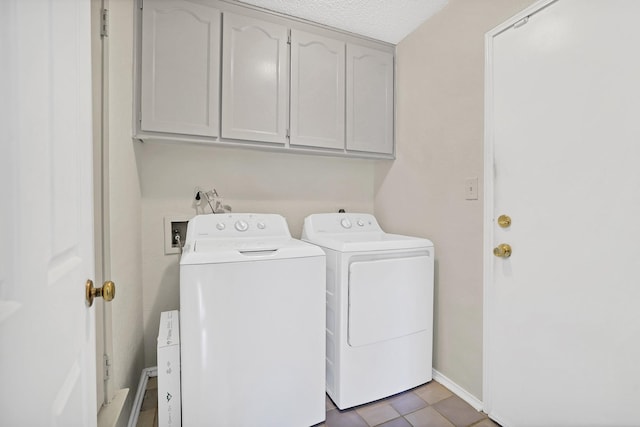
[164,216,192,255]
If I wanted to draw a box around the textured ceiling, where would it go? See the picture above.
[236,0,448,44]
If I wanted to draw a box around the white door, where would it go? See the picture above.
[485,1,640,426]
[0,0,98,425]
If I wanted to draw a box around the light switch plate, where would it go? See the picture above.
[465,177,478,200]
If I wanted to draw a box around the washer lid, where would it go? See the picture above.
[180,237,324,265]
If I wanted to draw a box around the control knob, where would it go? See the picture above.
[340,218,352,229]
[234,220,249,232]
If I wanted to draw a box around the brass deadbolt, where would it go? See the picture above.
[493,243,512,258]
[497,215,512,228]
[86,279,116,307]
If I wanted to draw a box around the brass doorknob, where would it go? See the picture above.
[493,243,512,258]
[85,279,116,307]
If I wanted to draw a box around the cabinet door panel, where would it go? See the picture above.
[290,30,345,150]
[346,45,394,155]
[141,0,220,136]
[222,13,288,144]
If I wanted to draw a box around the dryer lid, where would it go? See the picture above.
[301,213,433,252]
[304,232,432,252]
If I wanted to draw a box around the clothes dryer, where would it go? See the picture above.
[302,213,434,409]
[180,213,326,427]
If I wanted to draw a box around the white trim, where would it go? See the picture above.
[127,367,158,427]
[482,20,496,417]
[432,369,483,412]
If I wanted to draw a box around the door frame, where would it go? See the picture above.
[92,0,114,406]
[93,0,132,422]
[93,1,129,423]
[92,0,107,408]
[482,0,556,419]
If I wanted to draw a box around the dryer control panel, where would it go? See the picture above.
[303,213,382,235]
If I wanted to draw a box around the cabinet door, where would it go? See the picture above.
[140,0,220,137]
[290,30,345,150]
[221,13,288,144]
[346,45,394,155]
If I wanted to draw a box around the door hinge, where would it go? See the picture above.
[286,129,290,139]
[100,8,109,38]
[103,354,111,380]
[287,31,291,45]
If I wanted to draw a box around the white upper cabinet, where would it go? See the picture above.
[136,1,395,158]
[140,0,220,137]
[290,30,345,150]
[346,44,394,155]
[221,13,289,144]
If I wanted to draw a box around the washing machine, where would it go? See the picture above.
[180,213,326,427]
[302,213,434,410]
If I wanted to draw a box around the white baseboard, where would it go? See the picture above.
[127,367,158,427]
[432,369,484,412]
[98,388,129,427]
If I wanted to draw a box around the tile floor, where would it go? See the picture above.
[136,377,499,427]
[318,382,498,427]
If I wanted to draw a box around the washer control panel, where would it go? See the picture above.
[187,213,292,240]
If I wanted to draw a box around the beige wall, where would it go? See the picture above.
[139,142,375,366]
[375,0,536,400]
